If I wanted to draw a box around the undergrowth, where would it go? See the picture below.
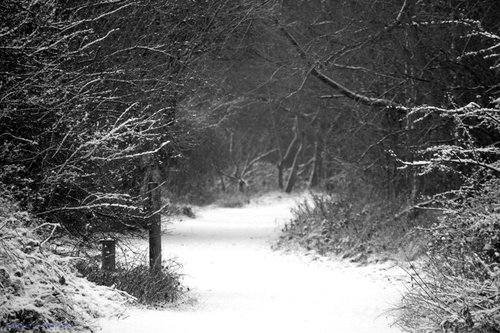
[76,258,184,306]
[276,193,433,261]
[0,196,131,332]
[394,179,500,333]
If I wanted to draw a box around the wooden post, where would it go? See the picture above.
[100,238,116,271]
[148,163,162,269]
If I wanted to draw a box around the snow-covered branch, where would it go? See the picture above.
[90,140,171,161]
[278,22,408,111]
[37,203,143,216]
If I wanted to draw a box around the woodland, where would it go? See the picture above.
[1,0,500,332]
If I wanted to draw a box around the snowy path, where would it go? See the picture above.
[98,194,404,333]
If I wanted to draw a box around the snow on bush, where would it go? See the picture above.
[276,193,431,260]
[76,257,184,306]
[394,180,500,333]
[0,197,133,332]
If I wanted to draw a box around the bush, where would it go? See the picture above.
[76,259,184,306]
[394,180,500,333]
[276,193,433,260]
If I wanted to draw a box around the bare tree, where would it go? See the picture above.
[272,0,500,200]
[0,0,277,267]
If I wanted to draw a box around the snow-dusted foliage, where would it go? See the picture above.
[0,0,274,234]
[76,257,184,306]
[392,15,500,333]
[404,101,500,178]
[0,0,176,234]
[0,198,132,331]
[394,180,500,333]
[401,24,500,189]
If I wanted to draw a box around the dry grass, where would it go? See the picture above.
[394,259,500,333]
[76,257,185,306]
[393,180,500,333]
[276,193,433,261]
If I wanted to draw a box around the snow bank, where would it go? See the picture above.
[0,199,132,332]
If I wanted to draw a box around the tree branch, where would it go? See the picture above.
[277,22,408,111]
[400,158,500,175]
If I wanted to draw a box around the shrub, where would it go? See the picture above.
[394,180,500,333]
[76,258,184,306]
[276,193,433,260]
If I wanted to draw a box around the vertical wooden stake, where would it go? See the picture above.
[100,238,116,271]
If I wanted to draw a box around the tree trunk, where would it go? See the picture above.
[271,109,285,190]
[148,163,162,270]
[285,141,303,193]
[217,170,226,192]
[281,115,301,192]
[238,178,246,193]
[277,162,284,189]
[309,128,324,188]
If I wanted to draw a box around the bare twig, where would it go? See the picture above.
[39,223,60,248]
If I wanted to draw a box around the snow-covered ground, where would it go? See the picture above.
[98,192,406,333]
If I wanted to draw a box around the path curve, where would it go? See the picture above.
[98,193,404,333]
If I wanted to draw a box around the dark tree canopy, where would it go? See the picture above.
[1,0,499,226]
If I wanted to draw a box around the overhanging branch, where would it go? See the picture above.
[399,158,500,175]
[277,21,408,111]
